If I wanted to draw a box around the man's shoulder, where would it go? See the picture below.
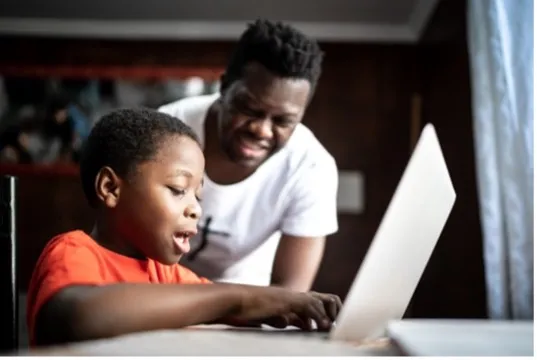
[158,94,219,120]
[282,124,337,174]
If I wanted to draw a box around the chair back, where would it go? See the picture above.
[0,175,18,351]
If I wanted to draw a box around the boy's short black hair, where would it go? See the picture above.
[220,19,324,97]
[79,108,200,207]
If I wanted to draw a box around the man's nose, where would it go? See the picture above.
[248,118,273,139]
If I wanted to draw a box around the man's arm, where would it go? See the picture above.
[274,156,339,292]
[35,282,340,346]
[270,235,326,292]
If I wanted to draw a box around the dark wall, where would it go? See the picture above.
[409,0,487,318]
[10,169,94,291]
[310,43,417,303]
[0,0,487,318]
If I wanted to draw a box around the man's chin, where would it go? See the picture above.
[226,149,265,168]
[235,156,266,168]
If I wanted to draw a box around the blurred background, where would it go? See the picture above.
[0,0,533,348]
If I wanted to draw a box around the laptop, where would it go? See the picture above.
[228,123,456,344]
[386,319,534,356]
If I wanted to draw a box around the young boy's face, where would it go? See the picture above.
[114,135,205,265]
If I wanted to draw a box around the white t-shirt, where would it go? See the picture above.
[158,94,338,286]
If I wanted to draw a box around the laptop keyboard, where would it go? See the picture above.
[225,327,331,339]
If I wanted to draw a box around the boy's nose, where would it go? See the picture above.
[184,201,202,220]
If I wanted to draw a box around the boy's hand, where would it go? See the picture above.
[237,287,342,331]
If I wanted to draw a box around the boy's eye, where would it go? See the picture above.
[167,186,186,197]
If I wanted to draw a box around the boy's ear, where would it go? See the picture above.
[95,166,122,208]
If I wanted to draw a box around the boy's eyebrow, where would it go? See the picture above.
[168,170,192,178]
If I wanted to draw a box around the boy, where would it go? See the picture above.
[27,108,341,347]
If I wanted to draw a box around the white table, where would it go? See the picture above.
[22,325,400,356]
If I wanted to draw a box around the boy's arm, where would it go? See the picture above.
[35,282,341,346]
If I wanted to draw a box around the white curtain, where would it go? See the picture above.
[467,0,534,319]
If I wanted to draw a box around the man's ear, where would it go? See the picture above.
[94,166,122,208]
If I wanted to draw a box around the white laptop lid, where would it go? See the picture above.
[330,123,456,342]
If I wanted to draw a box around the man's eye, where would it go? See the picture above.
[232,100,262,118]
[274,118,295,128]
[239,106,261,118]
[168,186,186,196]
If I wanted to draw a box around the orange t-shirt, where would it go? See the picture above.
[26,230,210,345]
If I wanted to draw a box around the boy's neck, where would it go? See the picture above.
[91,216,146,260]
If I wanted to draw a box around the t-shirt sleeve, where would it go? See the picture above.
[158,100,182,118]
[27,240,105,340]
[280,156,339,238]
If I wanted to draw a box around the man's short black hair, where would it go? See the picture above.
[79,108,200,207]
[220,19,324,96]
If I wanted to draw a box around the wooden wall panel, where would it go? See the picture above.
[309,44,416,299]
[0,167,94,291]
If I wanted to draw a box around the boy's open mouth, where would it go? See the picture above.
[173,231,194,254]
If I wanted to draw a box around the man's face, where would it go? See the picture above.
[218,62,311,168]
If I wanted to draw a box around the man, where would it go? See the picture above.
[159,19,338,292]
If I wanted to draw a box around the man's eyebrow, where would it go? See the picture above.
[242,89,300,117]
[167,170,192,178]
[242,90,258,103]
